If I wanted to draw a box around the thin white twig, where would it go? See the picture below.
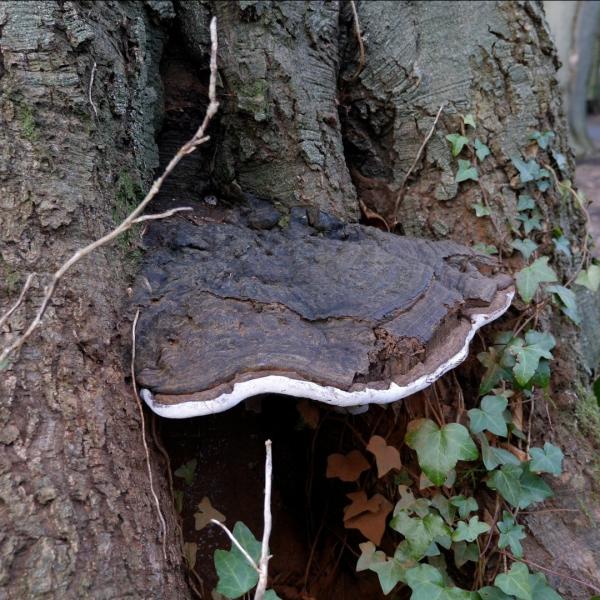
[349,0,365,81]
[131,206,192,225]
[88,61,98,118]
[254,439,273,600]
[132,309,167,559]
[393,102,445,225]
[0,17,220,366]
[210,519,260,572]
[0,273,35,331]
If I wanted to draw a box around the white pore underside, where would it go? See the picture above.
[140,289,514,419]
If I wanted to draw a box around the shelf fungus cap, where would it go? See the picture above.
[134,216,513,418]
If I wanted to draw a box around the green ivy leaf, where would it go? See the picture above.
[497,511,526,558]
[487,464,524,507]
[390,510,451,559]
[495,562,532,600]
[463,114,477,128]
[479,433,521,471]
[509,330,555,387]
[478,347,514,395]
[356,541,386,572]
[511,238,538,261]
[575,264,600,292]
[529,442,564,475]
[369,558,409,594]
[551,149,568,173]
[478,586,514,600]
[452,541,479,567]
[530,572,563,599]
[405,564,475,600]
[517,194,536,211]
[552,235,571,257]
[264,591,282,600]
[519,465,553,508]
[473,243,498,255]
[474,138,491,161]
[452,516,490,543]
[405,419,478,486]
[511,156,541,184]
[174,459,197,486]
[395,485,431,518]
[455,159,479,183]
[450,495,478,519]
[214,522,261,599]
[446,133,470,157]
[473,202,491,217]
[468,395,508,437]
[515,257,557,304]
[530,130,555,150]
[516,209,543,235]
[431,493,456,525]
[546,284,580,325]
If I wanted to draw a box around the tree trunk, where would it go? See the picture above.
[0,2,188,598]
[1,1,599,598]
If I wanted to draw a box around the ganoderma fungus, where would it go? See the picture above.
[134,206,513,418]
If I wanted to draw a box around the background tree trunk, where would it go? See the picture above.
[1,1,599,598]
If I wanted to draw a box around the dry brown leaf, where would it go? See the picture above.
[297,399,320,429]
[194,496,226,531]
[326,449,370,482]
[343,491,392,545]
[183,542,197,569]
[500,442,528,462]
[512,396,524,432]
[366,435,401,478]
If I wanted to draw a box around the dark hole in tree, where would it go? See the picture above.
[157,397,391,599]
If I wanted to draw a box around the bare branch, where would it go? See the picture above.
[0,274,35,331]
[254,439,273,600]
[132,309,167,559]
[88,61,98,118]
[0,17,220,366]
[349,0,366,81]
[131,207,192,225]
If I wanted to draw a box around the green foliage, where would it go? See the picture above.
[547,284,581,324]
[552,235,571,257]
[174,459,197,486]
[494,562,532,599]
[515,209,543,235]
[455,159,479,183]
[508,331,555,387]
[497,511,526,557]
[487,463,553,508]
[511,238,537,261]
[405,419,478,485]
[462,114,477,128]
[575,263,600,292]
[510,156,550,186]
[214,522,260,599]
[515,257,557,303]
[529,442,564,475]
[468,395,508,437]
[452,516,490,542]
[474,138,491,161]
[446,133,470,157]
[479,434,520,471]
[473,202,492,217]
[450,495,478,519]
[473,243,498,255]
[530,130,555,150]
[517,194,536,211]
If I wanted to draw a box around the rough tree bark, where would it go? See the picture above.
[1,1,599,598]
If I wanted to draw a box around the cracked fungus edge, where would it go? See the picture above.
[140,289,515,419]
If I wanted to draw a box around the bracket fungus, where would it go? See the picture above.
[134,206,513,418]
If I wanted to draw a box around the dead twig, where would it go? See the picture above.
[88,61,98,118]
[0,273,34,331]
[254,439,274,600]
[132,309,168,560]
[392,103,445,227]
[348,0,365,81]
[0,17,220,366]
[209,439,274,600]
